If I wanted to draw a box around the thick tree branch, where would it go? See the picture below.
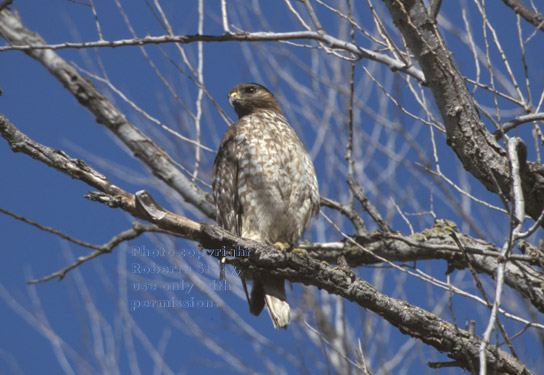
[501,0,544,32]
[308,221,544,314]
[200,224,533,375]
[0,113,204,239]
[2,112,543,314]
[380,0,544,227]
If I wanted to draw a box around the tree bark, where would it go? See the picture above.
[381,0,544,226]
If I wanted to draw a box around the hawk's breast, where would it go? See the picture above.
[232,110,319,243]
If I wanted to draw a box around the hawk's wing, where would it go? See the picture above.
[212,126,260,315]
[212,126,243,237]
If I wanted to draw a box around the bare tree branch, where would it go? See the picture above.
[0,9,425,83]
[0,9,216,219]
[0,206,111,251]
[501,0,544,32]
[27,222,175,284]
[347,176,392,233]
[380,0,544,227]
[0,113,204,237]
[320,197,367,236]
[200,224,534,375]
[493,112,544,140]
[480,137,527,373]
[2,112,543,315]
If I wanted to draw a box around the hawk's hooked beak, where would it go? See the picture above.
[228,91,240,107]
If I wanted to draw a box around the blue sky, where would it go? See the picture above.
[1,1,543,374]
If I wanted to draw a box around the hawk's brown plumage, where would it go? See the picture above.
[212,83,319,329]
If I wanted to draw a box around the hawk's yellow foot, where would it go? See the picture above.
[291,248,307,257]
[273,242,291,257]
[273,242,291,251]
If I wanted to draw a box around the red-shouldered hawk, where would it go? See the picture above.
[212,83,320,329]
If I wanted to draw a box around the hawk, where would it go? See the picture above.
[212,83,320,329]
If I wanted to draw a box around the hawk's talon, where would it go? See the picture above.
[273,242,292,258]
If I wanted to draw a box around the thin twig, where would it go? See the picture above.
[347,176,392,233]
[493,113,544,140]
[450,231,519,358]
[283,0,312,31]
[192,0,205,183]
[304,321,367,372]
[479,137,526,375]
[27,222,176,284]
[89,0,103,41]
[320,197,367,236]
[220,0,230,33]
[302,0,325,34]
[0,207,104,251]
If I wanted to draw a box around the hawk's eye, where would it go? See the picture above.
[245,86,257,94]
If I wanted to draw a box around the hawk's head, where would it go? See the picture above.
[228,83,283,119]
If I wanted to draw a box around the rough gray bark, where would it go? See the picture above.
[501,0,544,32]
[381,0,544,227]
[203,227,533,375]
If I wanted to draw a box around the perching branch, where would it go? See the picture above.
[199,223,534,375]
[0,113,205,238]
[0,113,539,373]
[2,112,543,314]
